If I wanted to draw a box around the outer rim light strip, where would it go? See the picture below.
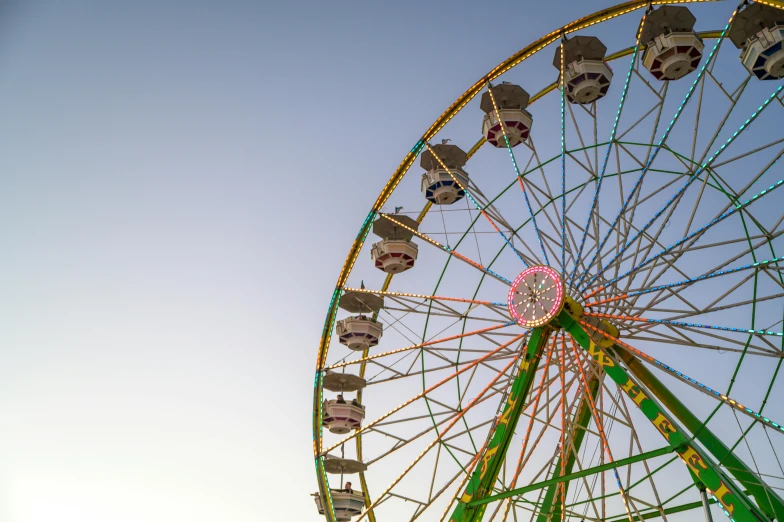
[578,320,784,435]
[319,333,527,456]
[314,370,337,520]
[342,287,505,307]
[326,321,515,370]
[586,178,784,295]
[318,288,343,370]
[317,207,377,368]
[569,9,646,289]
[583,255,784,307]
[424,142,531,268]
[575,9,738,292]
[583,83,784,293]
[380,213,512,285]
[584,311,784,337]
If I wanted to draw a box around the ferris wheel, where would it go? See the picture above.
[312,2,784,522]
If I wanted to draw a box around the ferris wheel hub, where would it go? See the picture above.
[507,266,566,328]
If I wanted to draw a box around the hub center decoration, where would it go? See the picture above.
[507,265,566,328]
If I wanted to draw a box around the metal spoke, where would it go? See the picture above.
[380,213,513,285]
[315,5,784,522]
[579,320,784,435]
[583,84,784,291]
[575,13,740,291]
[569,12,646,289]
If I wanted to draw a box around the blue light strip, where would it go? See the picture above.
[485,83,548,267]
[716,493,737,522]
[357,210,376,241]
[581,84,784,292]
[314,369,338,522]
[646,317,783,337]
[569,13,646,289]
[595,178,784,290]
[575,12,738,292]
[645,354,784,435]
[580,320,784,437]
[504,137,546,267]
[585,256,784,306]
[560,42,567,274]
[497,145,538,268]
[588,313,783,337]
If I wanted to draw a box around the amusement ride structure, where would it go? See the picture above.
[313,1,784,521]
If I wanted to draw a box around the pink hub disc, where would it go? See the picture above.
[508,266,566,328]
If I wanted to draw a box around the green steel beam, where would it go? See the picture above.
[559,311,769,522]
[535,374,601,522]
[449,328,550,522]
[607,498,715,521]
[615,347,784,521]
[606,490,754,522]
[467,446,673,507]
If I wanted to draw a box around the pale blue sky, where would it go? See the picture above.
[0,1,778,521]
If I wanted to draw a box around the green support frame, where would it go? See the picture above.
[613,347,784,520]
[606,496,721,521]
[468,446,673,508]
[559,311,769,522]
[447,311,779,522]
[449,328,551,522]
[535,373,601,522]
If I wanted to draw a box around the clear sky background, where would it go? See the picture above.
[0,1,754,521]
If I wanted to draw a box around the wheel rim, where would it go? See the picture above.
[314,2,784,521]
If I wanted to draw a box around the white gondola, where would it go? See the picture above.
[322,398,366,434]
[730,4,784,80]
[313,490,365,521]
[370,239,419,273]
[555,36,613,104]
[643,33,704,80]
[419,144,469,205]
[420,168,468,205]
[740,25,784,80]
[480,83,533,148]
[370,214,419,274]
[641,6,703,80]
[336,315,383,351]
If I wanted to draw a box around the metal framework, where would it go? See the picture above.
[313,1,784,522]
